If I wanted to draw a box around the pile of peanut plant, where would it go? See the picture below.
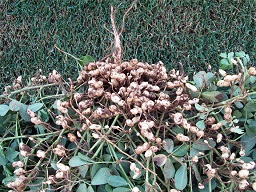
[0,6,256,192]
[1,49,256,192]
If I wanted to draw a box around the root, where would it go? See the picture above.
[111,6,122,64]
[110,1,137,64]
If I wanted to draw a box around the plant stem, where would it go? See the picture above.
[90,141,104,159]
[0,83,59,99]
[189,161,193,192]
[0,131,61,143]
[54,45,81,61]
[25,127,67,181]
[209,179,212,192]
[108,143,134,187]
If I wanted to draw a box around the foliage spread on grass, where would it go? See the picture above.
[1,0,256,91]
[0,51,256,191]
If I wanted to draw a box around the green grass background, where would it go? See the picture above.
[1,0,255,91]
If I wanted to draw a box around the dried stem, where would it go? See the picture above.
[119,0,138,36]
[110,6,122,64]
[110,1,137,64]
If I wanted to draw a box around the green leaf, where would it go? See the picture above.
[192,139,216,151]
[196,120,205,130]
[91,167,111,185]
[234,101,244,109]
[35,125,45,134]
[120,161,130,174]
[79,55,94,66]
[192,164,201,182]
[241,108,253,119]
[233,110,242,118]
[245,120,256,136]
[60,137,67,147]
[193,71,206,89]
[113,188,130,192]
[245,54,250,61]
[88,186,95,192]
[0,104,9,116]
[172,144,189,157]
[28,103,44,112]
[91,164,103,178]
[6,148,19,162]
[163,139,174,153]
[51,161,58,170]
[199,113,206,120]
[232,85,241,96]
[107,176,128,187]
[244,101,256,112]
[219,52,227,58]
[235,51,245,58]
[243,54,250,65]
[172,126,184,134]
[252,149,256,160]
[78,152,94,163]
[69,156,88,167]
[109,164,120,176]
[103,154,112,161]
[204,72,215,86]
[240,135,256,154]
[117,143,125,151]
[2,176,15,185]
[163,158,175,179]
[174,163,187,190]
[202,91,224,102]
[152,154,167,167]
[79,165,89,178]
[97,185,108,192]
[219,58,231,70]
[38,110,49,122]
[240,156,253,163]
[0,153,7,166]
[19,104,30,122]
[105,184,113,192]
[190,147,200,157]
[248,76,256,84]
[195,103,205,112]
[76,183,87,192]
[227,52,234,59]
[9,99,22,111]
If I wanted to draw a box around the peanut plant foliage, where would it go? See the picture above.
[0,51,256,192]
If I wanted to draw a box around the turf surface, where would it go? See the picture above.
[1,0,255,91]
